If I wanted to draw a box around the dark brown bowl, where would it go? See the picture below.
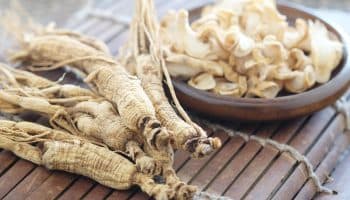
[172,2,350,121]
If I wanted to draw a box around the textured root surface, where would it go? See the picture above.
[185,136,222,158]
[0,64,163,176]
[135,156,162,175]
[0,119,175,199]
[133,173,175,200]
[71,100,140,150]
[10,30,170,152]
[42,140,136,189]
[0,134,42,165]
[0,63,97,105]
[126,140,162,175]
[43,26,111,55]
[125,0,221,157]
[163,166,197,200]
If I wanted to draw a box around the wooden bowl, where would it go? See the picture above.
[172,2,350,121]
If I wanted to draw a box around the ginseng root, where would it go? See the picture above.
[0,64,196,198]
[0,63,98,106]
[9,23,170,152]
[121,0,221,158]
[0,64,163,175]
[0,120,175,200]
[68,100,192,196]
[71,100,164,175]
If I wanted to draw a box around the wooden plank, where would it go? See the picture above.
[75,0,126,36]
[126,192,148,200]
[189,135,248,190]
[0,151,17,175]
[294,139,349,200]
[221,123,284,198]
[188,123,278,192]
[25,171,76,200]
[96,0,193,25]
[4,167,52,200]
[176,129,235,183]
[87,21,115,37]
[205,123,280,195]
[74,18,100,33]
[109,30,129,55]
[316,138,350,200]
[218,118,306,198]
[64,0,116,28]
[57,177,95,200]
[105,189,137,200]
[82,185,112,200]
[0,160,35,199]
[97,25,125,43]
[65,0,120,29]
[271,115,344,199]
[244,108,336,200]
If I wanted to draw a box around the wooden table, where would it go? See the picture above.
[0,0,349,199]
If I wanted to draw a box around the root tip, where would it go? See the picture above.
[212,137,222,149]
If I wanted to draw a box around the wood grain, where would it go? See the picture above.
[0,1,349,200]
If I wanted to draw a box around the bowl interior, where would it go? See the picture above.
[174,3,348,102]
[171,3,350,121]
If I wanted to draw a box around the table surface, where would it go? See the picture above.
[0,0,350,200]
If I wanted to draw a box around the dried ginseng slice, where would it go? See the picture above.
[188,72,216,91]
[213,78,240,97]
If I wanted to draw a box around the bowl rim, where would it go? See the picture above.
[173,2,350,109]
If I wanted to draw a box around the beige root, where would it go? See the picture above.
[43,23,111,55]
[0,65,195,196]
[121,0,221,160]
[0,64,163,175]
[0,120,175,200]
[0,63,98,105]
[8,23,171,153]
[71,100,164,175]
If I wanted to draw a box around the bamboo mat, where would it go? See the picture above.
[0,0,350,200]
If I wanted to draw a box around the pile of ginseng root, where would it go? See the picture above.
[0,0,222,200]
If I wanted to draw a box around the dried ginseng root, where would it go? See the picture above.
[0,63,98,105]
[0,64,197,198]
[7,19,171,153]
[120,0,221,159]
[0,64,163,175]
[0,120,175,200]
